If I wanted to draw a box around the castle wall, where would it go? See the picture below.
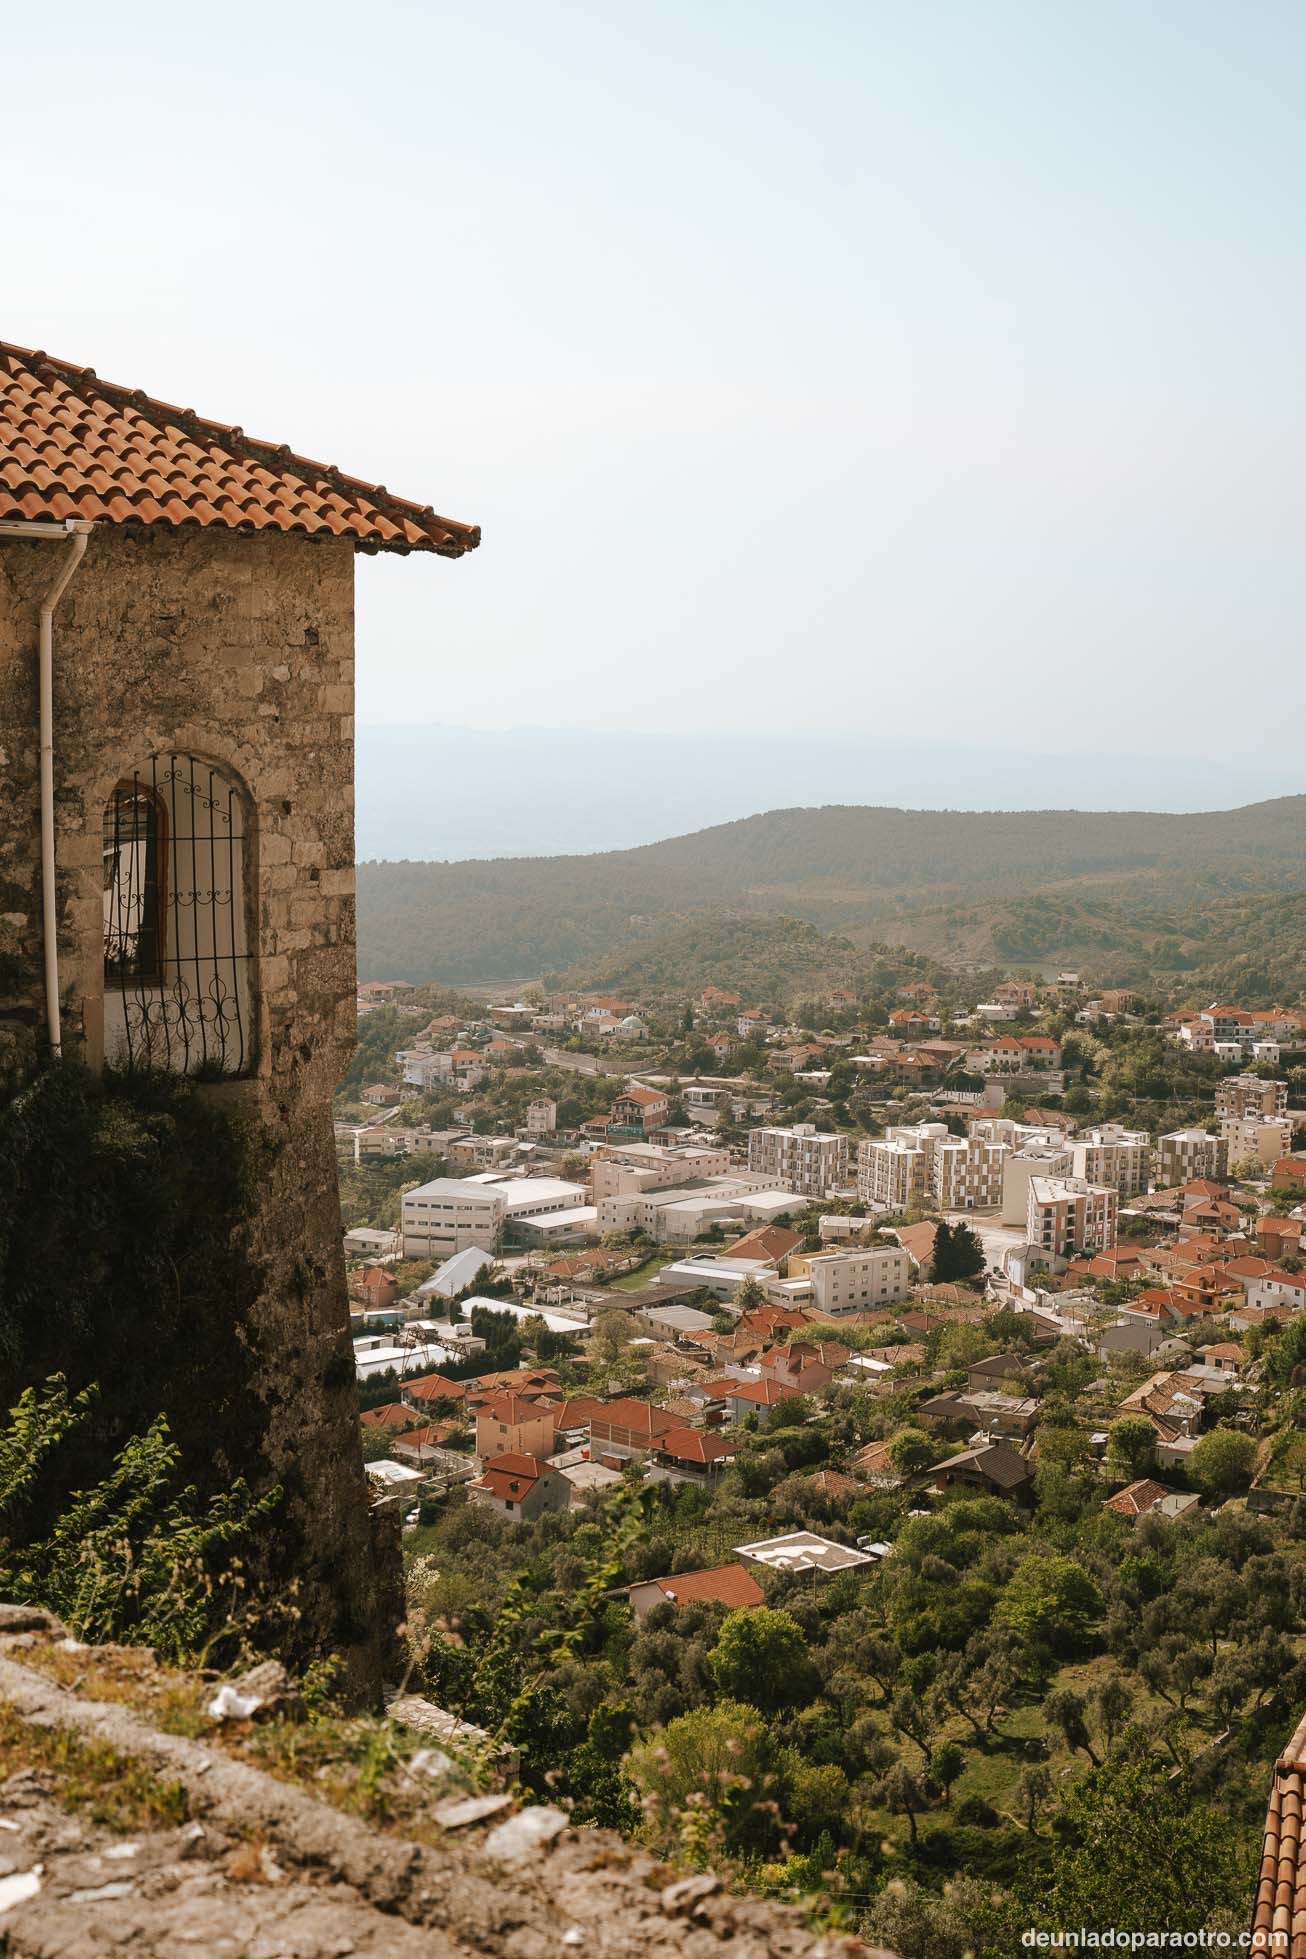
[0,525,387,1693]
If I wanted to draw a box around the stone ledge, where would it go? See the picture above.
[0,1625,884,1959]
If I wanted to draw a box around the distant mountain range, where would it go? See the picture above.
[354,725,1302,862]
[355,793,1306,993]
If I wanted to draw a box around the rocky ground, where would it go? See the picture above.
[0,1606,882,1958]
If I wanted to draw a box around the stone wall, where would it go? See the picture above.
[0,1610,878,1958]
[0,524,385,1693]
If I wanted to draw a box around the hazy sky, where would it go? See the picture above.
[6,1,1305,769]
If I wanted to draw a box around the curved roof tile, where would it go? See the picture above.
[0,340,480,558]
[1254,1712,1306,1956]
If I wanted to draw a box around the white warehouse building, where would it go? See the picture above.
[401,1174,588,1258]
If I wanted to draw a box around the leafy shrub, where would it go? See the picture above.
[0,1376,280,1664]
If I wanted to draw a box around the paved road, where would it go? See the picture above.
[943,1211,1025,1280]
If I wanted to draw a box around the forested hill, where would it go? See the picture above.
[355,795,1306,984]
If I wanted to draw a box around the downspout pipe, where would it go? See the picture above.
[0,518,94,1060]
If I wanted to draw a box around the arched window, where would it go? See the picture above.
[102,754,253,1076]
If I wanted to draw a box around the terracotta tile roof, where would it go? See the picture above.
[1260,1268,1306,1292]
[894,1222,939,1266]
[402,1372,467,1404]
[865,1342,927,1366]
[1253,1710,1306,1957]
[691,1376,742,1400]
[728,1377,802,1408]
[637,1564,766,1611]
[472,1368,560,1395]
[738,1308,807,1337]
[1103,1478,1175,1517]
[0,339,479,557]
[392,1422,460,1454]
[930,1439,1034,1490]
[851,1438,900,1477]
[360,1401,419,1430]
[590,1399,678,1439]
[723,1225,804,1263]
[654,1427,739,1466]
[472,1452,551,1502]
[546,1396,608,1431]
[803,1468,861,1500]
[1236,1302,1298,1326]
[474,1391,554,1426]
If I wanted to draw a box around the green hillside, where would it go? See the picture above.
[560,913,948,1007]
[356,795,1306,986]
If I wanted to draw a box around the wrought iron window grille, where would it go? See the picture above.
[102,753,253,1076]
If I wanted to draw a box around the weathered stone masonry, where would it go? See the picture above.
[0,523,382,1685]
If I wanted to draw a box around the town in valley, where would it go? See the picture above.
[339,957,1306,1942]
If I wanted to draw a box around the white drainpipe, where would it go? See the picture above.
[0,517,94,1059]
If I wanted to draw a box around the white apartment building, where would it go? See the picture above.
[857,1132,929,1209]
[591,1142,733,1206]
[747,1123,849,1199]
[1000,1142,1073,1226]
[857,1122,1008,1213]
[354,1123,465,1163]
[1026,1177,1118,1261]
[1215,1075,1288,1121]
[1220,1114,1294,1170]
[598,1175,798,1243]
[971,1118,1063,1148]
[1155,1129,1230,1188]
[402,1174,587,1258]
[1068,1125,1152,1197]
[933,1134,1009,1210]
[396,1047,486,1091]
[524,1098,557,1136]
[797,1245,912,1314]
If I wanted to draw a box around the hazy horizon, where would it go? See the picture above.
[356,723,1299,861]
[8,1,1306,776]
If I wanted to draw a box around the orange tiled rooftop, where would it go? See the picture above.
[0,340,480,557]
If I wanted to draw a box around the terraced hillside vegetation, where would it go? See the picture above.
[357,796,1306,987]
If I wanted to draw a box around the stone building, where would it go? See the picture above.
[0,339,479,1691]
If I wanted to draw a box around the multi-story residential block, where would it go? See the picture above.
[598,1174,795,1242]
[524,1098,558,1135]
[591,1142,733,1205]
[397,1046,486,1090]
[932,1134,1008,1209]
[1202,1005,1256,1048]
[1221,1114,1295,1170]
[354,1123,466,1162]
[1215,1075,1289,1120]
[1155,1129,1230,1188]
[1027,1177,1118,1260]
[610,1086,670,1134]
[1089,989,1138,1016]
[473,1395,560,1466]
[1000,1142,1074,1225]
[748,1123,849,1198]
[857,1122,1008,1213]
[1175,1006,1280,1065]
[966,1034,1062,1075]
[857,1129,932,1209]
[1068,1125,1152,1197]
[791,1245,912,1314]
